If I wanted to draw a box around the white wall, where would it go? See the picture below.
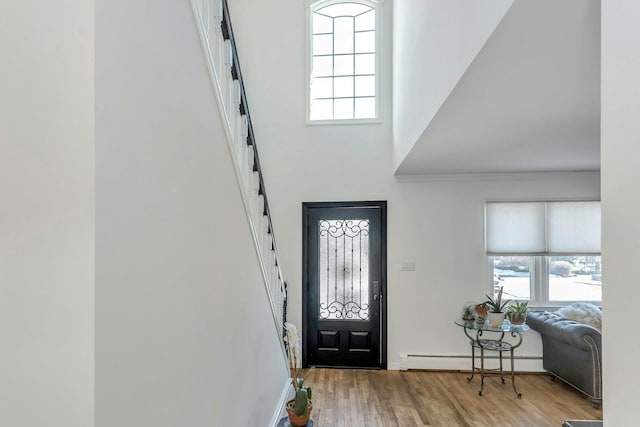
[389,173,599,370]
[601,1,640,423]
[392,0,513,169]
[95,1,288,426]
[228,0,393,361]
[0,2,94,426]
[228,0,600,371]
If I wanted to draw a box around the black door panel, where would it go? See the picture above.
[303,202,387,368]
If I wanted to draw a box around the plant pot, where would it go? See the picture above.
[487,312,506,328]
[286,399,313,427]
[508,313,527,325]
[475,304,489,320]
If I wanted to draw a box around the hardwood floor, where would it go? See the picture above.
[303,369,602,427]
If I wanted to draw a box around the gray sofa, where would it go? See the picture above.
[527,310,602,407]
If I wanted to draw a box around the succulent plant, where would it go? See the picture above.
[292,377,312,416]
[507,300,528,315]
[286,326,314,426]
[485,286,511,313]
[507,300,528,324]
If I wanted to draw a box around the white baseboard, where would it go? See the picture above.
[270,378,293,427]
[395,353,545,372]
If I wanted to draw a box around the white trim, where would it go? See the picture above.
[304,0,312,123]
[305,0,384,123]
[536,256,547,304]
[269,378,294,427]
[189,0,289,369]
[375,0,384,121]
[306,117,383,126]
[394,170,601,183]
[305,0,384,6]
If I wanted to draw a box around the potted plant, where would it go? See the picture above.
[485,286,511,328]
[284,323,313,426]
[286,371,313,427]
[507,300,528,325]
[474,302,489,324]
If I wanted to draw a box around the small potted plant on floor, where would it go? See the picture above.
[285,337,313,427]
[485,286,511,328]
[507,300,528,325]
[286,371,312,427]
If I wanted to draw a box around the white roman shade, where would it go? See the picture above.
[485,201,601,255]
[485,202,547,254]
[547,201,601,254]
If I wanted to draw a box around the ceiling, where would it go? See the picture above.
[395,0,601,176]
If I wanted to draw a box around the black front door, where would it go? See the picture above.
[303,201,386,368]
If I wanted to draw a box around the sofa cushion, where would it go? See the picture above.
[557,303,602,331]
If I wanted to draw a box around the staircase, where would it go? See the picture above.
[190,0,289,358]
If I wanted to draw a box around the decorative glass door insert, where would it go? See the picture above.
[318,219,370,320]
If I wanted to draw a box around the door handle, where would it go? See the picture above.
[372,281,380,301]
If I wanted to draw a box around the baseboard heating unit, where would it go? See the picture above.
[398,353,544,372]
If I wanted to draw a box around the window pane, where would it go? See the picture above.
[355,9,375,31]
[355,76,375,97]
[355,97,375,118]
[309,3,378,122]
[312,56,333,77]
[493,256,531,300]
[334,17,354,54]
[334,76,354,97]
[355,53,375,75]
[549,256,602,302]
[310,99,333,120]
[311,77,333,99]
[355,31,375,53]
[313,13,333,34]
[334,54,354,76]
[334,98,354,119]
[313,34,333,55]
[318,3,371,18]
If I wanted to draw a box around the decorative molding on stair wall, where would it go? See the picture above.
[270,378,294,427]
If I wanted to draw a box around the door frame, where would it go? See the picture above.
[302,201,387,368]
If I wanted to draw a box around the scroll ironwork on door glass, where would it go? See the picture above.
[318,219,370,320]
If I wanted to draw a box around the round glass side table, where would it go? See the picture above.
[454,319,529,397]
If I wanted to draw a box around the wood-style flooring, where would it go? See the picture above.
[303,368,602,427]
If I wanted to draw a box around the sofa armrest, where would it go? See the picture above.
[527,310,601,353]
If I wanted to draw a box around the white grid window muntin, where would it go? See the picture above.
[491,255,602,305]
[308,1,380,122]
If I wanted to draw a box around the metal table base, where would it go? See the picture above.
[457,321,528,398]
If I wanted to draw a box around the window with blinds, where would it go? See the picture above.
[485,201,602,305]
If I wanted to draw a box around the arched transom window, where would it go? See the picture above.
[308,1,380,122]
